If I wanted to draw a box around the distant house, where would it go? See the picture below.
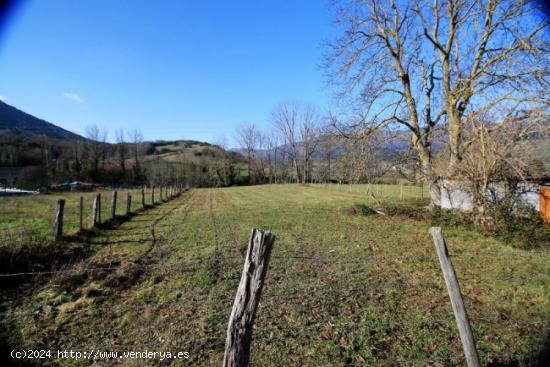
[440,180,550,223]
[50,181,100,192]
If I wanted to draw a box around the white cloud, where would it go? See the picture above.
[0,95,5,102]
[63,92,84,103]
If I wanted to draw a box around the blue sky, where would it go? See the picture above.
[0,0,337,145]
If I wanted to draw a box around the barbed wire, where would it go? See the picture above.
[2,188,548,363]
[3,276,549,334]
[0,257,224,278]
[1,248,546,284]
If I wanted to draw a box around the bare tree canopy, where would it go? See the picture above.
[115,128,126,172]
[85,124,103,176]
[236,123,261,183]
[326,0,549,206]
[448,107,549,213]
[271,101,321,183]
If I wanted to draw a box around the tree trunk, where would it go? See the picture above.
[303,156,307,184]
[427,176,441,208]
[293,156,300,184]
[415,140,441,208]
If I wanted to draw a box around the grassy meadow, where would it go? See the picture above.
[1,184,549,366]
[0,188,154,247]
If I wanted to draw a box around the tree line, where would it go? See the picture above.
[0,126,148,188]
[233,101,412,186]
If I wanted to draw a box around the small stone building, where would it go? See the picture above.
[440,180,550,223]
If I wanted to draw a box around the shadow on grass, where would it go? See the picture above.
[487,331,550,366]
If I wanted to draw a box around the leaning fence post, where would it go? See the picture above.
[126,192,132,215]
[53,199,65,242]
[98,193,102,223]
[111,191,117,221]
[223,228,275,367]
[430,227,480,367]
[79,196,84,231]
[92,194,101,227]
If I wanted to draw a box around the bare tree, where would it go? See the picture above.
[317,133,340,183]
[236,123,260,183]
[264,131,281,183]
[99,127,109,171]
[300,104,320,183]
[326,0,549,206]
[71,140,83,178]
[272,101,322,183]
[85,124,102,176]
[115,128,127,174]
[271,102,301,183]
[128,129,144,181]
[448,108,548,214]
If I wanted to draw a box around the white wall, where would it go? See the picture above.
[440,182,541,212]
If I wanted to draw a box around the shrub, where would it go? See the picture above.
[345,204,378,216]
[485,200,550,249]
[430,207,474,228]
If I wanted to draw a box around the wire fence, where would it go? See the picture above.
[1,187,548,366]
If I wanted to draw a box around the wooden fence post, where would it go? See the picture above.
[223,228,276,367]
[141,188,145,208]
[98,193,102,223]
[111,191,117,221]
[430,227,480,367]
[79,196,84,231]
[92,194,101,227]
[53,199,65,242]
[151,186,155,205]
[126,192,132,215]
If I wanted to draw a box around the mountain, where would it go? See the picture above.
[0,101,85,140]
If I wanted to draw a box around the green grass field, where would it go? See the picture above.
[0,188,157,247]
[311,183,428,200]
[1,184,549,366]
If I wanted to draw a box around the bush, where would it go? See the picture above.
[486,200,550,249]
[346,204,377,216]
[430,207,474,228]
[381,202,433,221]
